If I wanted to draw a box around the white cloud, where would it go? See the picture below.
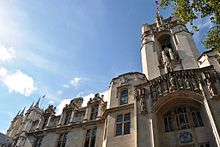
[57,90,63,94]
[7,112,14,118]
[0,44,16,62]
[49,101,55,104]
[56,90,109,115]
[63,84,70,88]
[0,67,37,96]
[70,77,81,87]
[57,99,71,115]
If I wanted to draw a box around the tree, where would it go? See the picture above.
[160,0,220,52]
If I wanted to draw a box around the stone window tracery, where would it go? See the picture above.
[190,106,204,127]
[120,90,128,105]
[41,118,48,129]
[116,112,130,136]
[175,106,190,130]
[84,128,97,147]
[63,111,71,125]
[163,110,173,132]
[163,105,204,132]
[57,133,67,147]
[90,105,98,120]
[34,136,43,147]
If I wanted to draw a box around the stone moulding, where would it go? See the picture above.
[135,65,220,110]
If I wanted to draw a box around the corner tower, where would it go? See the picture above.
[141,15,200,80]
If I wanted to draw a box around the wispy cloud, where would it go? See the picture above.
[0,44,15,62]
[7,112,14,118]
[63,84,70,88]
[70,77,81,87]
[49,101,55,104]
[57,90,63,94]
[0,67,37,96]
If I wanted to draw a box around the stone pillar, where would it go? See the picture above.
[36,119,42,129]
[83,107,92,121]
[58,114,64,126]
[96,103,103,120]
[69,110,75,123]
[46,116,52,128]
[168,48,174,60]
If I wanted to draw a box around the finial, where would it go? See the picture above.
[34,97,41,107]
[29,102,34,109]
[155,0,163,29]
[20,107,26,116]
[156,0,160,17]
[16,110,21,117]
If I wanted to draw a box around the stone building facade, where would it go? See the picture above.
[6,14,220,147]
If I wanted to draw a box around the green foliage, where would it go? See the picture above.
[160,0,220,52]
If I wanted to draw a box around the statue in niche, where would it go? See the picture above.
[158,84,162,96]
[185,77,191,89]
[169,74,176,91]
[139,88,147,113]
[161,47,175,73]
[191,78,199,91]
[178,75,184,89]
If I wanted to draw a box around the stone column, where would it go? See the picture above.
[46,116,52,128]
[36,119,42,129]
[58,114,64,126]
[96,103,103,120]
[69,110,75,123]
[83,107,92,121]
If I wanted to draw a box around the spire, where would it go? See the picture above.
[155,0,160,17]
[20,107,26,116]
[155,0,163,29]
[29,101,34,109]
[34,97,41,108]
[15,110,21,117]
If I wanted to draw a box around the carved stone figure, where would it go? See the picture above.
[169,74,176,91]
[185,77,191,89]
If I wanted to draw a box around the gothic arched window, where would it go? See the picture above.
[163,110,173,132]
[42,118,48,129]
[57,133,67,147]
[175,106,190,130]
[90,105,99,120]
[34,136,43,147]
[163,105,204,132]
[190,106,204,127]
[120,90,128,105]
[84,128,97,147]
[64,111,71,125]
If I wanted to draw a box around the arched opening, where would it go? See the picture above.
[153,94,216,147]
[156,32,181,73]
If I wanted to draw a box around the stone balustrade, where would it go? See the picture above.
[135,66,220,108]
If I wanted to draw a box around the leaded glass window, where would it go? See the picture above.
[57,133,67,147]
[175,107,190,130]
[34,137,43,147]
[116,112,130,136]
[84,128,97,147]
[64,111,71,125]
[90,106,99,120]
[163,105,204,133]
[120,90,128,105]
[163,110,173,132]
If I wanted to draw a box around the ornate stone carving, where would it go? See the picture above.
[169,74,176,91]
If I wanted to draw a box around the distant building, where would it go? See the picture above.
[6,11,220,147]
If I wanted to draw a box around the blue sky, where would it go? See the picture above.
[0,0,211,133]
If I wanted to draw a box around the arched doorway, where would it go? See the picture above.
[152,92,216,147]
